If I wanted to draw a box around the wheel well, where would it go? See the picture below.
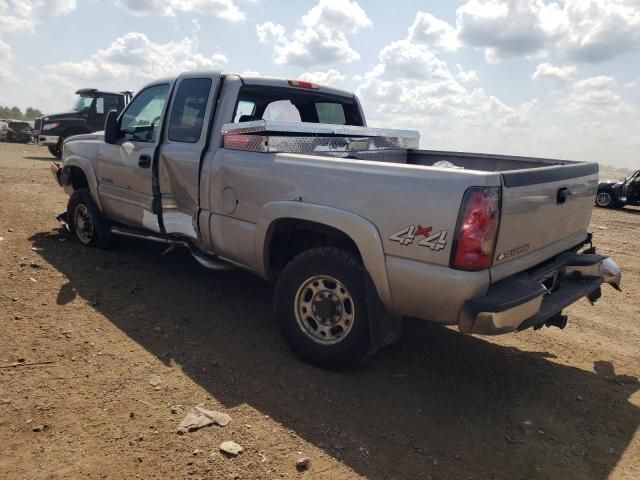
[267,219,361,278]
[67,167,89,191]
[597,187,617,201]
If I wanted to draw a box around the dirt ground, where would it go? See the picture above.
[0,142,638,480]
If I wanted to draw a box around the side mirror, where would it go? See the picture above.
[104,110,119,144]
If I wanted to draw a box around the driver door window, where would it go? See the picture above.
[120,84,169,143]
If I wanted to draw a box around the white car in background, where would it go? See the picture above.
[0,120,9,142]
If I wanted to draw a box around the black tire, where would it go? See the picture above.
[595,190,614,208]
[66,188,112,248]
[274,247,373,369]
[48,140,63,159]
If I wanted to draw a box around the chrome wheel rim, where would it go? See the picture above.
[294,275,355,345]
[596,192,611,207]
[74,204,94,244]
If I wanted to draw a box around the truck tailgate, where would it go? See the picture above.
[491,163,599,282]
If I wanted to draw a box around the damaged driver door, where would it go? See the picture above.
[156,73,220,239]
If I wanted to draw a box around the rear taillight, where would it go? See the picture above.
[451,187,501,270]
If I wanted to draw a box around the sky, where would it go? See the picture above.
[0,0,639,168]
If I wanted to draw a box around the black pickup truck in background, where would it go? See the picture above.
[596,169,640,209]
[35,88,132,158]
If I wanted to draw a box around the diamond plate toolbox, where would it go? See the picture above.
[222,120,419,162]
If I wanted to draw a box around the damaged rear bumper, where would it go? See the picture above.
[460,252,621,335]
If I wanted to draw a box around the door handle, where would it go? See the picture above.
[557,187,572,204]
[138,155,151,168]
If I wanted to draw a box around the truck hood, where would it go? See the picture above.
[41,111,86,122]
[65,131,104,142]
[62,131,103,163]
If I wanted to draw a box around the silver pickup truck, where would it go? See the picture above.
[51,71,621,368]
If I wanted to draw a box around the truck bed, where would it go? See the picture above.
[407,149,574,172]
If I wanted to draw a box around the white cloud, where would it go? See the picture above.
[257,0,371,67]
[573,75,617,91]
[301,0,371,32]
[456,0,640,64]
[116,0,245,21]
[0,38,13,80]
[256,21,286,44]
[455,64,479,83]
[456,0,560,62]
[560,76,633,116]
[40,32,228,96]
[561,0,640,63]
[356,17,538,140]
[0,0,76,33]
[497,99,538,128]
[298,69,346,87]
[532,62,577,82]
[408,11,459,51]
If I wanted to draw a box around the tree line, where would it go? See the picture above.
[0,106,43,121]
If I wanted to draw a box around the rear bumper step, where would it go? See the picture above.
[461,252,621,335]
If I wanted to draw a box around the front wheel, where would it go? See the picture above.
[595,190,614,208]
[48,139,63,159]
[66,188,112,248]
[274,247,373,369]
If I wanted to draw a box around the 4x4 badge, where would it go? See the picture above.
[389,225,448,251]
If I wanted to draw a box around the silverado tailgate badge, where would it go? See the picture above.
[389,225,448,251]
[497,244,530,261]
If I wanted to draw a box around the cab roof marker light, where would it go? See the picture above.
[287,80,320,90]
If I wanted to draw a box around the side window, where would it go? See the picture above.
[263,100,301,122]
[168,78,212,143]
[234,100,256,122]
[103,95,120,114]
[120,84,169,143]
[316,102,346,125]
[95,97,104,114]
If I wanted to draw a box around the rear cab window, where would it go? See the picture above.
[315,102,346,125]
[232,86,363,126]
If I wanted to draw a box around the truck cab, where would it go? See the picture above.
[88,72,365,239]
[36,88,133,159]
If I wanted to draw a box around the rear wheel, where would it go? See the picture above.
[595,190,613,208]
[66,188,111,248]
[274,247,373,369]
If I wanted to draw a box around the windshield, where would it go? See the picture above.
[72,95,94,112]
